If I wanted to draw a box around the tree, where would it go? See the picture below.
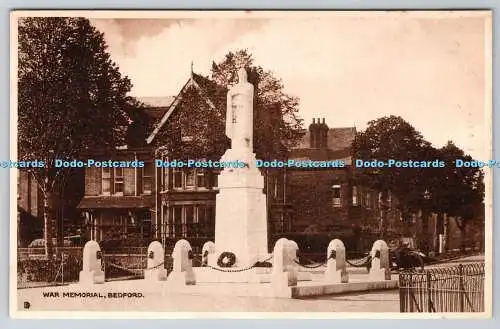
[153,49,305,162]
[352,115,432,238]
[431,141,484,251]
[211,49,304,160]
[18,17,133,258]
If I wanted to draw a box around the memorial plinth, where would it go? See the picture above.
[209,68,269,269]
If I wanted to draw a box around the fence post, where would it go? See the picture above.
[426,271,431,312]
[399,274,405,312]
[459,264,464,312]
[61,253,64,285]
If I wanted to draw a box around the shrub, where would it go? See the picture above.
[18,254,81,283]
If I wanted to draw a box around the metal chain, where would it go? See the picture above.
[146,262,165,270]
[293,251,338,269]
[293,259,326,268]
[206,254,273,273]
[346,254,373,267]
[107,261,144,273]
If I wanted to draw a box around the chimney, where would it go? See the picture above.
[309,118,318,148]
[322,118,329,149]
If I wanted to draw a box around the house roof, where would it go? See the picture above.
[77,196,155,209]
[293,127,357,152]
[135,97,175,127]
[146,72,226,144]
[137,96,176,108]
[289,127,356,162]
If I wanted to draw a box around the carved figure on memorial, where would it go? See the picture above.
[226,68,254,151]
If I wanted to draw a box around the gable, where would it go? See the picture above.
[146,73,226,144]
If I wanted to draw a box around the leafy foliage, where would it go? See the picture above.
[352,116,432,221]
[432,141,484,240]
[152,49,304,161]
[18,17,132,168]
[211,49,304,159]
[17,17,136,256]
[353,115,485,243]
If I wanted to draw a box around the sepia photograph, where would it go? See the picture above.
[10,10,492,318]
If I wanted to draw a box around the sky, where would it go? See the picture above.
[90,12,491,160]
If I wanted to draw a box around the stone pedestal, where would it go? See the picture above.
[369,240,391,281]
[272,238,298,296]
[144,241,167,281]
[213,151,268,267]
[167,239,196,286]
[324,239,348,284]
[79,240,105,285]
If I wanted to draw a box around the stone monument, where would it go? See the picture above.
[212,68,268,267]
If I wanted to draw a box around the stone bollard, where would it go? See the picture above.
[202,241,215,267]
[144,241,167,281]
[167,239,196,285]
[324,239,348,283]
[369,240,391,280]
[272,238,298,293]
[79,240,105,284]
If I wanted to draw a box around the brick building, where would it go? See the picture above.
[76,71,286,250]
[284,118,403,251]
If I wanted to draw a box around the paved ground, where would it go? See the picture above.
[16,284,399,313]
[14,254,483,314]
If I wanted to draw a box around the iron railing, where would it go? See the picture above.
[399,263,485,312]
[17,248,183,288]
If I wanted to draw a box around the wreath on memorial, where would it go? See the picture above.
[217,252,236,268]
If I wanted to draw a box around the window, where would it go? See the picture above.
[197,206,206,236]
[212,174,218,189]
[352,186,358,206]
[114,168,124,195]
[102,168,111,195]
[173,168,183,189]
[332,184,341,207]
[197,170,207,188]
[142,162,153,194]
[185,169,195,188]
[162,167,168,190]
[173,207,182,237]
[185,206,196,237]
[142,211,152,238]
[365,191,372,208]
[206,206,215,236]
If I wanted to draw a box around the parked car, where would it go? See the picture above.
[387,237,437,271]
